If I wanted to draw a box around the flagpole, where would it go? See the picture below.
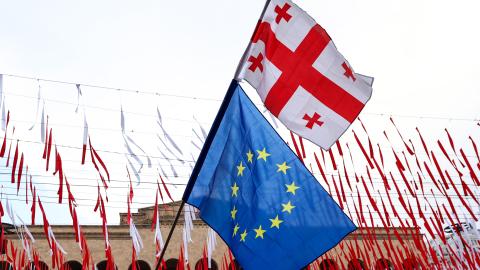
[154,79,238,270]
[154,2,272,269]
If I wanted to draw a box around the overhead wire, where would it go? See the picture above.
[0,181,476,202]
[2,73,479,122]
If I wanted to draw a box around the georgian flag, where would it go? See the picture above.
[237,0,373,150]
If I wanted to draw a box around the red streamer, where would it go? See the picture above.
[460,148,480,186]
[289,131,304,163]
[17,153,24,194]
[11,142,18,183]
[352,130,374,169]
[390,117,414,155]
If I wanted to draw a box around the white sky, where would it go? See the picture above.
[0,0,479,226]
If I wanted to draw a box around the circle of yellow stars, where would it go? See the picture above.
[229,147,301,244]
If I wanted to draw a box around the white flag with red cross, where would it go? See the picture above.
[237,0,373,150]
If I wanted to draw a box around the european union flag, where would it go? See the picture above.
[185,80,356,270]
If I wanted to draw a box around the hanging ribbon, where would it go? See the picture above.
[460,148,480,186]
[352,130,374,169]
[81,114,88,165]
[390,117,415,155]
[121,106,152,184]
[159,174,174,202]
[0,111,10,157]
[28,80,43,131]
[193,115,207,140]
[89,137,110,190]
[153,191,165,257]
[53,148,64,203]
[31,187,36,225]
[17,153,24,195]
[289,131,303,163]
[75,84,83,113]
[126,176,144,257]
[11,141,18,183]
[157,135,184,163]
[207,228,217,268]
[157,108,183,155]
[157,149,179,177]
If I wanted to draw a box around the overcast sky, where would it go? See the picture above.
[0,0,479,225]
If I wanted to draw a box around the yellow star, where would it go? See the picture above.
[282,201,296,214]
[240,229,248,242]
[231,182,239,197]
[285,182,300,195]
[257,148,271,162]
[254,225,266,239]
[237,161,246,176]
[269,215,284,229]
[230,206,238,220]
[233,224,240,237]
[246,150,254,163]
[276,162,291,174]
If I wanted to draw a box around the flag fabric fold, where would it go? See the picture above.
[237,0,373,150]
[186,80,355,270]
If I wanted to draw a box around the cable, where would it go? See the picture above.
[0,189,472,217]
[0,160,478,190]
[3,73,480,122]
[1,181,477,203]
[2,114,199,139]
[0,137,196,163]
[3,90,211,124]
[3,73,221,102]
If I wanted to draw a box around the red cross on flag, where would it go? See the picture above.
[237,0,373,150]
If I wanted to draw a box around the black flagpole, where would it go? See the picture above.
[154,2,271,270]
[154,79,238,270]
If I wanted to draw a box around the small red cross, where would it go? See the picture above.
[248,53,264,73]
[274,3,292,24]
[342,62,356,81]
[303,112,324,129]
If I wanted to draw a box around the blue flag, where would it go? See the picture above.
[186,81,356,270]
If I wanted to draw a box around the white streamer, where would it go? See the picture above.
[6,198,16,227]
[28,80,42,131]
[129,222,144,256]
[1,100,6,131]
[193,116,207,140]
[157,134,184,163]
[83,113,89,146]
[75,84,83,113]
[154,211,164,257]
[207,228,217,268]
[157,108,183,155]
[121,107,152,184]
[48,226,67,254]
[40,105,46,143]
[16,214,35,243]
